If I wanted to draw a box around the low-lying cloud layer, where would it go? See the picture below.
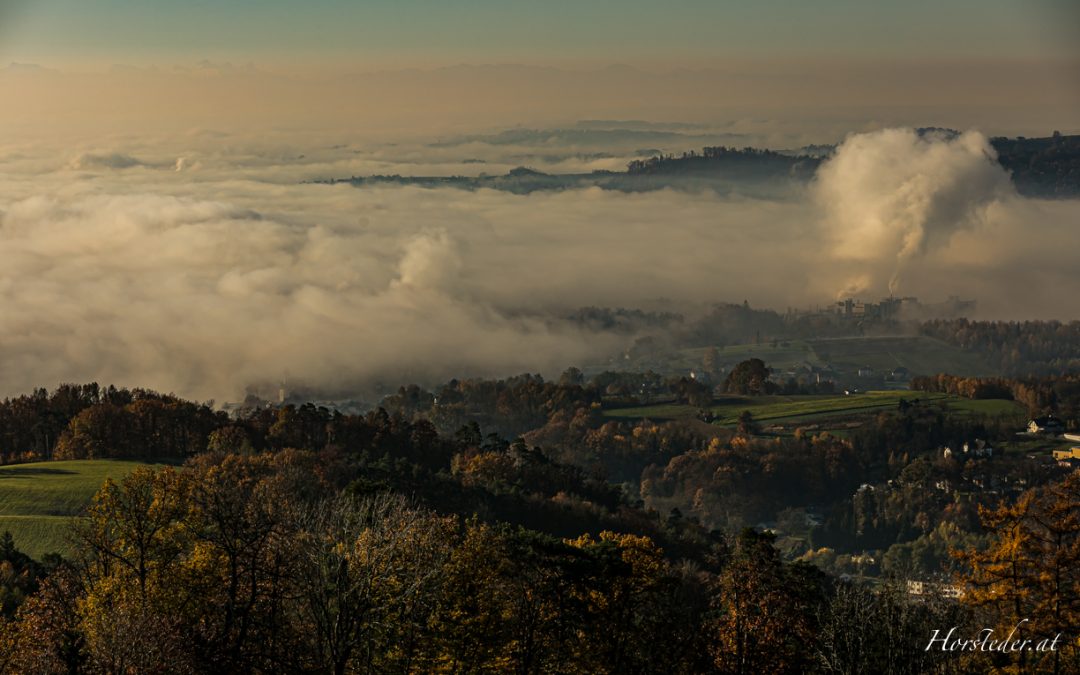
[0,127,1077,402]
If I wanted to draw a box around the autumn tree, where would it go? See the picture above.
[709,529,827,674]
[736,410,758,436]
[55,457,321,672]
[566,531,705,673]
[671,377,713,408]
[429,519,514,671]
[293,493,455,674]
[72,466,197,673]
[0,569,85,675]
[816,579,972,675]
[183,453,308,671]
[958,473,1080,673]
[724,359,774,396]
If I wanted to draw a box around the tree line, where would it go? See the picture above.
[912,372,1080,422]
[0,452,1075,673]
[921,319,1080,377]
[0,377,1074,671]
[0,455,984,674]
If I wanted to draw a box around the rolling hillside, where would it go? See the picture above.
[0,459,161,559]
[604,390,1025,428]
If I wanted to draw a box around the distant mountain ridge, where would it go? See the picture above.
[316,132,1080,198]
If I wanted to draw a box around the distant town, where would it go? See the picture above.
[790,295,977,324]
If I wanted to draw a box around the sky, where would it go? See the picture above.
[1,0,1077,68]
[1,0,1075,137]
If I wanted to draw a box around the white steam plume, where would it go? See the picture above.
[816,128,1013,296]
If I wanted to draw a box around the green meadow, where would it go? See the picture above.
[0,459,161,559]
[604,390,1024,426]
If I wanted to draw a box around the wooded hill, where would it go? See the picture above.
[319,133,1080,198]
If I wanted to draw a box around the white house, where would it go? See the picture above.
[1029,416,1065,434]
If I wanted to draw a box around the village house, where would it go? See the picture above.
[943,439,993,459]
[1052,447,1080,468]
[907,580,964,600]
[1028,416,1065,434]
[888,366,910,381]
[962,439,993,458]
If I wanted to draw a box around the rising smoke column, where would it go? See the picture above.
[816,128,1013,296]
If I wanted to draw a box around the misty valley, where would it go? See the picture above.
[1,3,1080,671]
[1,116,1079,673]
[0,115,1078,673]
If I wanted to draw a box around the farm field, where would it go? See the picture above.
[605,390,939,422]
[946,398,1027,417]
[0,459,162,559]
[604,390,1025,427]
[804,336,996,378]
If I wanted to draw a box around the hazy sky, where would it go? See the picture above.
[0,0,1076,137]
[2,0,1077,68]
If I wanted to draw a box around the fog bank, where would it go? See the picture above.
[1,127,1077,401]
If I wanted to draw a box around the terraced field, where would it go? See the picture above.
[606,390,931,421]
[604,390,1024,426]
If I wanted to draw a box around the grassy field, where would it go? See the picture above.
[805,336,995,378]
[605,390,944,423]
[945,398,1026,417]
[604,390,1024,427]
[0,459,161,559]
